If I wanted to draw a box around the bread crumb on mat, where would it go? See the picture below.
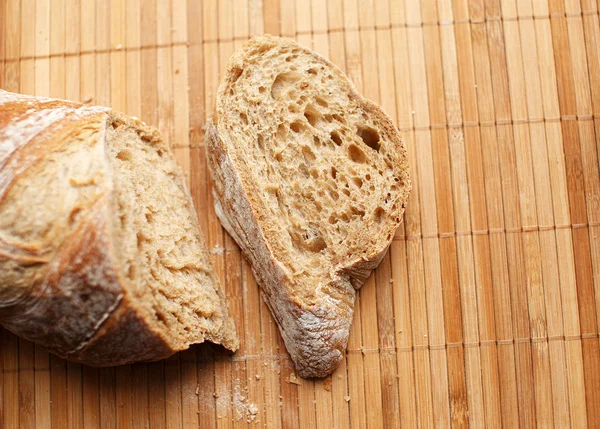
[285,373,301,385]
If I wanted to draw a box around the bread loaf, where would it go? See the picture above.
[207,36,410,377]
[0,90,238,365]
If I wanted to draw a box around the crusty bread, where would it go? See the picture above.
[0,90,238,365]
[207,35,411,377]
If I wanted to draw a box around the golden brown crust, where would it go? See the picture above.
[69,300,172,366]
[0,90,238,365]
[0,92,121,356]
[1,198,124,355]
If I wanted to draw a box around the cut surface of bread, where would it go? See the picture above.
[207,36,410,377]
[0,90,238,365]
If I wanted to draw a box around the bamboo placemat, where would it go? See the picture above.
[2,0,600,427]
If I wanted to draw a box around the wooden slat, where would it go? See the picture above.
[2,1,600,428]
[4,332,19,429]
[64,0,79,102]
[421,5,467,426]
[403,3,435,429]
[547,3,600,428]
[521,3,572,427]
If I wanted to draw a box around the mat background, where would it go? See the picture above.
[1,0,600,427]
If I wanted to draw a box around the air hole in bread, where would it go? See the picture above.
[154,306,169,324]
[272,72,301,99]
[248,45,272,57]
[315,97,328,107]
[304,235,327,253]
[276,124,287,141]
[231,66,243,83]
[348,144,366,163]
[290,121,304,133]
[117,150,133,161]
[145,212,154,223]
[330,131,342,146]
[352,177,363,188]
[240,112,248,125]
[357,125,380,152]
[329,190,339,201]
[307,68,318,75]
[332,114,343,122]
[374,206,385,223]
[257,134,265,149]
[304,105,321,127]
[351,207,366,218]
[330,167,337,179]
[299,163,309,177]
[259,86,266,93]
[302,146,316,163]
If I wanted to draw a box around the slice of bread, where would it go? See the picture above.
[207,36,410,377]
[0,90,238,365]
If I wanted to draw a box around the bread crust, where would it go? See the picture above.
[0,90,238,366]
[207,35,410,378]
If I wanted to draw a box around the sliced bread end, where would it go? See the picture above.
[208,35,410,377]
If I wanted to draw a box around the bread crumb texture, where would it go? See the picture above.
[208,36,410,377]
